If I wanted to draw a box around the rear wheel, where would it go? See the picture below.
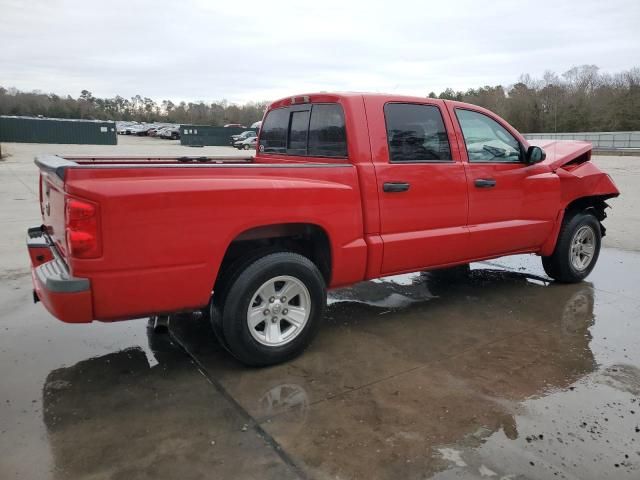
[219,252,326,366]
[243,144,250,150]
[542,211,601,283]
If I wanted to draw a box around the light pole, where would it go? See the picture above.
[551,84,558,134]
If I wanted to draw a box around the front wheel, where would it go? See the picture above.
[542,211,601,283]
[220,252,326,366]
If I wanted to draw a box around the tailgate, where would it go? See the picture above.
[39,171,68,259]
[36,156,75,261]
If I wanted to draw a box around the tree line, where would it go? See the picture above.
[429,65,640,133]
[0,87,268,126]
[1,65,639,132]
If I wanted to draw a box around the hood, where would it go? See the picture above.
[527,139,592,171]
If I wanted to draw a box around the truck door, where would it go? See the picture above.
[448,105,560,258]
[364,97,469,275]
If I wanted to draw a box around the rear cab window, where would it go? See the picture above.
[308,104,347,157]
[287,107,310,155]
[260,108,288,154]
[259,103,347,159]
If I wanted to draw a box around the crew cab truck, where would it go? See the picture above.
[28,93,619,366]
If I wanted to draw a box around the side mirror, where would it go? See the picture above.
[526,146,546,164]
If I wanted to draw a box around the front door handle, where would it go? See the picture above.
[383,182,410,193]
[474,178,496,188]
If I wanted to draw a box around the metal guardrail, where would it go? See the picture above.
[523,131,640,149]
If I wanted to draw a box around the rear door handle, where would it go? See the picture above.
[474,178,496,188]
[383,182,410,193]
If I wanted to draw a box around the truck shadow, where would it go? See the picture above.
[172,266,596,379]
[169,266,601,477]
[41,266,600,479]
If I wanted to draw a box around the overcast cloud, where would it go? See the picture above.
[1,0,639,104]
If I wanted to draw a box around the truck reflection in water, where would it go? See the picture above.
[42,266,598,479]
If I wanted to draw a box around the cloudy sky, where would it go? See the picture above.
[1,0,639,104]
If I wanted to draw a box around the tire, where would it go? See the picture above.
[243,144,250,150]
[220,252,326,366]
[209,247,281,353]
[542,211,601,283]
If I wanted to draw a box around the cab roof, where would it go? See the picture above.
[267,92,451,110]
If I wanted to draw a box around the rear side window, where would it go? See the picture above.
[260,107,288,153]
[308,104,347,157]
[384,103,451,162]
[259,103,347,158]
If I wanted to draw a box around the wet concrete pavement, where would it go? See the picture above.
[1,141,640,479]
[2,250,638,479]
[168,249,640,479]
[0,274,300,480]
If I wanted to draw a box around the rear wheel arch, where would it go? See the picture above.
[214,223,332,297]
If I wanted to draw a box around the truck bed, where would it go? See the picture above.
[33,152,366,321]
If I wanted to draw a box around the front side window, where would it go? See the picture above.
[456,109,522,162]
[260,107,288,153]
[384,103,452,162]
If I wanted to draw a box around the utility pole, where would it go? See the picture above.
[553,85,558,133]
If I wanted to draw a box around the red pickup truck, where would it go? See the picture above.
[28,93,619,365]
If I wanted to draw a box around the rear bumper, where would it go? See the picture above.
[27,226,93,323]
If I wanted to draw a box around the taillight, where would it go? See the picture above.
[66,198,101,258]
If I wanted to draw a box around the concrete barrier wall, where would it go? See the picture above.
[523,131,640,149]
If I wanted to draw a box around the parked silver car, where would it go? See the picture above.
[234,136,257,150]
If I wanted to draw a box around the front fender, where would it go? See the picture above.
[540,162,619,256]
[556,162,620,207]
